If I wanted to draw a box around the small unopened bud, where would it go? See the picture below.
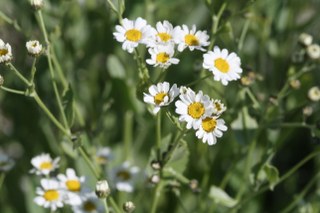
[0,75,4,86]
[189,179,201,193]
[303,106,313,117]
[308,86,320,102]
[26,40,42,57]
[149,174,160,184]
[298,33,313,46]
[30,0,44,10]
[307,44,320,60]
[95,180,111,198]
[123,201,136,213]
[150,160,161,170]
[289,79,301,90]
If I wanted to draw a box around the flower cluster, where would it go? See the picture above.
[30,153,103,212]
[143,82,228,145]
[113,17,242,85]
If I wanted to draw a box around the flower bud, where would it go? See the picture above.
[95,180,111,198]
[26,40,42,57]
[0,75,4,86]
[289,79,301,90]
[307,44,320,60]
[149,174,160,184]
[302,106,313,117]
[30,0,44,10]
[150,160,161,170]
[308,86,320,102]
[123,201,136,213]
[298,33,313,46]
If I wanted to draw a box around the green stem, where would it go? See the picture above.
[163,167,189,184]
[186,74,212,87]
[238,19,250,51]
[280,171,320,213]
[103,198,110,213]
[0,86,25,95]
[106,0,120,16]
[29,58,37,84]
[280,122,314,129]
[37,10,69,130]
[209,2,227,49]
[109,197,122,213]
[78,146,101,179]
[0,173,5,190]
[0,11,21,31]
[7,63,31,86]
[231,149,320,210]
[124,110,133,161]
[51,48,68,91]
[150,181,164,213]
[156,111,162,161]
[244,87,260,109]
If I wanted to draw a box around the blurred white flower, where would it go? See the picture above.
[298,33,313,46]
[143,81,179,114]
[57,168,87,206]
[308,86,320,102]
[26,40,42,56]
[174,25,209,52]
[203,46,242,85]
[96,147,113,165]
[72,192,104,213]
[195,116,227,145]
[111,162,139,192]
[146,44,179,68]
[0,39,13,64]
[175,88,213,130]
[113,17,155,53]
[30,153,60,176]
[0,152,15,172]
[34,179,65,211]
[307,44,320,60]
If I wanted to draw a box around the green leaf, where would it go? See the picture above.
[263,164,279,190]
[106,55,126,79]
[164,140,189,174]
[209,185,238,208]
[62,85,75,127]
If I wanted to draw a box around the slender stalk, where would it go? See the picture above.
[78,147,101,179]
[51,48,68,90]
[7,63,31,86]
[0,86,25,95]
[124,110,133,161]
[0,11,21,31]
[150,181,164,213]
[109,197,122,213]
[209,2,227,49]
[280,122,314,129]
[106,0,119,15]
[244,87,260,109]
[156,111,162,161]
[0,173,5,190]
[29,58,37,84]
[238,19,250,51]
[37,10,69,130]
[163,167,189,184]
[103,198,110,213]
[186,74,212,87]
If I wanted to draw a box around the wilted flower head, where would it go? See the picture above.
[143,82,179,114]
[26,40,42,56]
[307,44,320,60]
[30,153,60,175]
[308,86,320,102]
[0,39,13,64]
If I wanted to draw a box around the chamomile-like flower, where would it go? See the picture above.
[153,20,177,45]
[72,192,104,213]
[174,25,209,52]
[175,88,213,130]
[195,116,227,145]
[203,46,242,85]
[96,147,113,165]
[146,44,179,68]
[26,40,42,56]
[34,179,65,211]
[212,99,226,116]
[113,17,155,53]
[111,162,139,193]
[57,168,86,205]
[143,81,179,114]
[30,153,60,176]
[0,39,13,64]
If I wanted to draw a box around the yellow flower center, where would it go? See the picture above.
[0,48,8,56]
[117,170,131,181]
[188,102,205,119]
[44,190,59,201]
[156,52,170,64]
[185,34,199,46]
[214,58,229,73]
[32,42,37,47]
[40,162,52,170]
[125,29,142,42]
[202,117,217,132]
[214,102,221,111]
[154,92,167,105]
[157,33,171,42]
[83,201,96,211]
[66,180,81,192]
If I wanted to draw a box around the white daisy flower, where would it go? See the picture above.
[0,152,15,172]
[0,39,13,64]
[72,192,104,213]
[203,46,242,85]
[30,153,60,176]
[175,88,213,130]
[146,44,179,68]
[26,40,42,56]
[57,168,87,206]
[34,178,65,211]
[143,81,180,114]
[195,116,228,145]
[111,162,139,193]
[113,17,155,53]
[96,147,113,165]
[212,99,226,116]
[153,20,178,45]
[174,25,210,52]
